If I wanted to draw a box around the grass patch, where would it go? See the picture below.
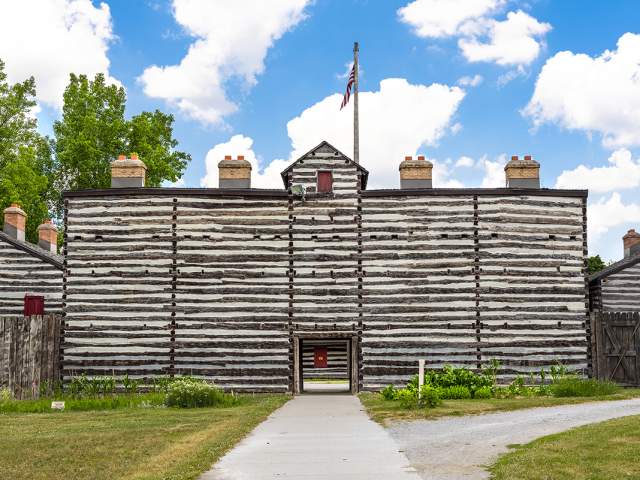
[0,392,166,413]
[359,389,640,425]
[0,394,289,480]
[490,415,640,479]
[549,377,619,397]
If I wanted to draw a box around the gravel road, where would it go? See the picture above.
[386,398,640,480]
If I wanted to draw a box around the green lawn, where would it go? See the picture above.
[0,394,289,480]
[490,415,640,479]
[359,389,640,424]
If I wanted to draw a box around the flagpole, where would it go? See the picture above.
[353,41,359,164]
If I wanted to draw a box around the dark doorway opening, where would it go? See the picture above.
[295,336,357,394]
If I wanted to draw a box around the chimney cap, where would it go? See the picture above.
[37,219,57,231]
[110,155,147,188]
[110,156,147,169]
[218,154,252,188]
[4,203,26,215]
[623,228,640,241]
[399,155,433,188]
[505,155,540,170]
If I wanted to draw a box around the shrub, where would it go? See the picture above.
[419,385,442,408]
[395,388,418,408]
[379,361,502,408]
[164,378,237,408]
[381,384,397,401]
[420,364,497,395]
[438,385,472,400]
[473,386,493,399]
[390,385,441,409]
[550,377,620,397]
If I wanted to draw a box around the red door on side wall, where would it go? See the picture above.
[317,171,333,193]
[314,347,328,368]
[24,295,44,316]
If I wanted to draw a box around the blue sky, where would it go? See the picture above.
[1,0,640,261]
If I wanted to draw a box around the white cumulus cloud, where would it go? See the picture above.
[0,0,117,109]
[455,155,475,167]
[477,154,507,187]
[201,134,290,189]
[524,33,640,148]
[431,158,465,188]
[398,0,504,38]
[399,1,549,68]
[200,78,465,189]
[458,10,551,67]
[588,192,640,239]
[286,78,465,188]
[139,0,310,125]
[555,149,640,193]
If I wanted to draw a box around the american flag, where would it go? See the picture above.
[340,64,355,110]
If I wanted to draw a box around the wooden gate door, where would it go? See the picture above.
[594,311,640,386]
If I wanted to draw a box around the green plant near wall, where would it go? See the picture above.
[164,378,238,408]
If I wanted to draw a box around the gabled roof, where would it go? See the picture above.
[280,140,369,189]
[589,253,640,283]
[0,231,63,270]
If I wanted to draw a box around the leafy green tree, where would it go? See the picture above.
[53,73,190,216]
[0,59,52,242]
[127,110,190,187]
[587,255,606,275]
[53,73,127,213]
[0,156,49,242]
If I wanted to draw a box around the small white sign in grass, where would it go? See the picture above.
[51,401,65,410]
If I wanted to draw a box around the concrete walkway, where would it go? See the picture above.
[387,398,640,480]
[201,394,421,480]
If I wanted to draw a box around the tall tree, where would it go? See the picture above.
[53,73,190,216]
[127,110,190,187]
[53,73,127,202]
[0,59,52,243]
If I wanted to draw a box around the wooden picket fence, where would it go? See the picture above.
[0,315,63,399]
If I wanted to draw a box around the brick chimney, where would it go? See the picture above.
[37,219,58,254]
[3,203,26,241]
[110,154,147,188]
[218,155,252,188]
[399,155,433,189]
[623,229,640,258]
[505,155,540,188]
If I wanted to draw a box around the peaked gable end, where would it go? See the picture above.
[280,141,368,191]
